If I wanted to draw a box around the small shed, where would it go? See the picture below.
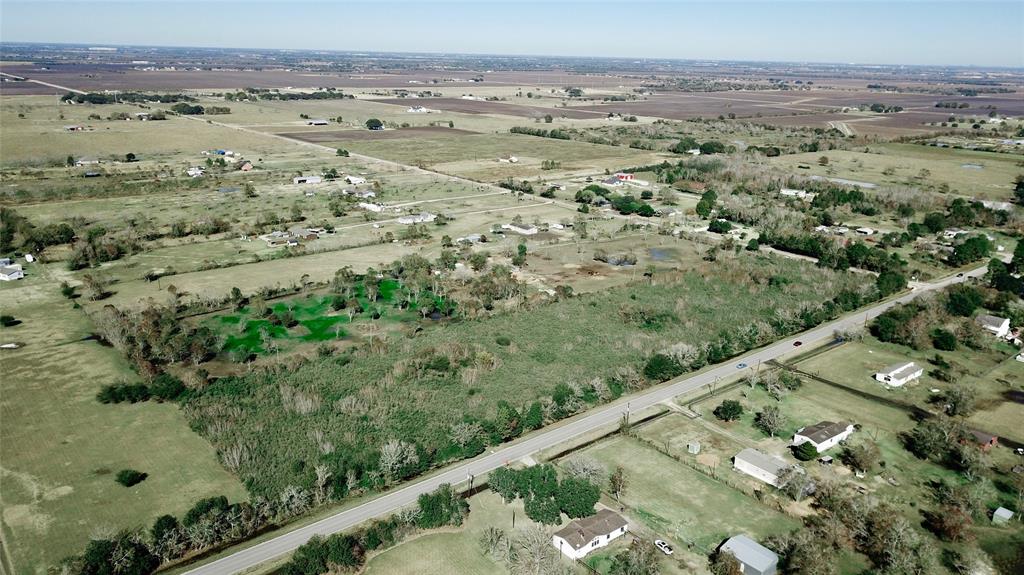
[720,534,778,575]
[993,507,1014,525]
[687,441,701,455]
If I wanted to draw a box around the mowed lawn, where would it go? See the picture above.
[362,491,514,575]
[578,435,799,551]
[0,271,246,574]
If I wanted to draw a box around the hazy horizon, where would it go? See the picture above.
[2,1,1022,68]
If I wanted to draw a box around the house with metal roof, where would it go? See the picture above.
[793,421,855,453]
[975,314,1010,338]
[733,448,789,487]
[720,534,778,575]
[874,361,922,387]
[551,509,628,560]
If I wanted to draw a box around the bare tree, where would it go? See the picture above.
[379,439,419,483]
[562,455,606,486]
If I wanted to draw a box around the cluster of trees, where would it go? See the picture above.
[757,229,906,275]
[760,482,938,575]
[490,464,600,524]
[499,178,535,194]
[170,102,206,115]
[696,189,718,218]
[668,137,730,155]
[811,187,878,216]
[509,126,571,140]
[573,184,655,216]
[96,374,187,404]
[68,226,140,270]
[0,207,75,254]
[64,483,460,575]
[863,103,904,113]
[871,284,994,353]
[256,89,354,101]
[61,92,195,104]
[92,303,219,379]
[283,484,466,575]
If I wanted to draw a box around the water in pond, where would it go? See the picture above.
[649,248,673,261]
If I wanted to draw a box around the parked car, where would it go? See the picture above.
[654,540,674,555]
[793,340,803,347]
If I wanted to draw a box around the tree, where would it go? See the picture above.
[125,152,136,162]
[115,469,148,487]
[841,440,880,473]
[365,118,384,130]
[794,441,819,461]
[931,328,958,351]
[609,466,627,502]
[944,384,976,417]
[875,270,906,297]
[562,456,606,486]
[946,284,982,316]
[524,494,561,525]
[1014,174,1024,203]
[335,148,349,157]
[755,405,786,437]
[949,236,992,266]
[611,539,661,575]
[379,439,419,483]
[777,465,812,500]
[926,503,973,541]
[556,477,600,518]
[818,156,829,166]
[713,400,743,422]
[709,550,743,575]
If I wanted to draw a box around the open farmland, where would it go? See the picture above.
[0,271,247,574]
[769,143,1024,200]
[180,254,874,500]
[279,126,479,142]
[374,97,607,119]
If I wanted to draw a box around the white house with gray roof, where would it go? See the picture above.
[793,421,855,453]
[733,448,789,487]
[874,361,922,387]
[975,314,1010,338]
[551,509,628,560]
[720,534,778,575]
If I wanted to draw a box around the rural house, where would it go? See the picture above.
[975,314,1010,338]
[551,509,628,560]
[293,176,322,185]
[306,119,329,125]
[345,175,367,185]
[874,361,922,387]
[501,222,538,236]
[968,430,998,451]
[75,157,100,167]
[792,421,855,453]
[0,263,25,281]
[397,212,436,225]
[733,448,789,487]
[720,534,779,575]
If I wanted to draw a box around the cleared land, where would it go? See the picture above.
[0,273,247,574]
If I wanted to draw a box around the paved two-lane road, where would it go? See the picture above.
[185,265,988,575]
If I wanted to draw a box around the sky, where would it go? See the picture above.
[2,1,1022,68]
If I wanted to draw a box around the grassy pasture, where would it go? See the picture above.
[576,435,799,551]
[0,272,246,574]
[769,143,1022,201]
[324,132,662,181]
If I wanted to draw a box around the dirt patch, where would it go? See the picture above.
[279,126,478,143]
[696,453,720,467]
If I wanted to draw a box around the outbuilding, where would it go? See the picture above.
[720,534,778,575]
[0,263,26,281]
[733,448,789,487]
[874,362,922,387]
[293,176,323,185]
[993,507,1014,525]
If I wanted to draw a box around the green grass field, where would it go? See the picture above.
[769,143,1021,201]
[362,491,514,575]
[577,435,799,551]
[0,273,247,574]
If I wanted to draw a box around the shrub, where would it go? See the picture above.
[793,441,819,461]
[150,374,187,401]
[931,328,957,351]
[643,353,684,381]
[115,469,148,487]
[713,399,743,421]
[495,336,511,346]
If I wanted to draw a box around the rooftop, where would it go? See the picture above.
[976,314,1008,329]
[735,448,789,476]
[878,361,919,378]
[721,534,778,572]
[797,421,852,444]
[553,509,627,550]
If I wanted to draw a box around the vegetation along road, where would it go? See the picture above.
[183,264,989,575]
